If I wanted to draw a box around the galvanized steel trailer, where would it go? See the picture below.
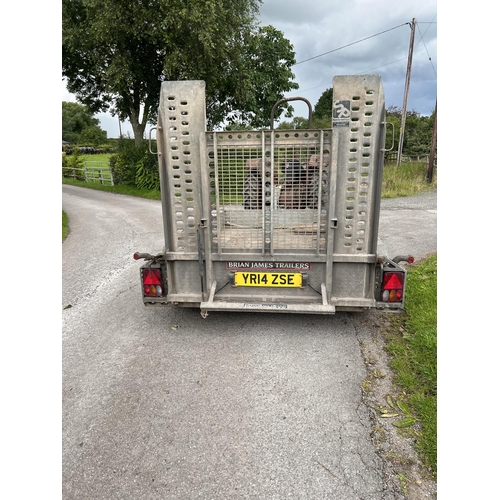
[135,75,412,316]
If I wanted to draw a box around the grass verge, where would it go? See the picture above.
[382,162,436,198]
[62,178,161,200]
[384,254,437,476]
[62,211,68,241]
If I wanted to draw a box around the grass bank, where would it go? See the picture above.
[384,254,437,476]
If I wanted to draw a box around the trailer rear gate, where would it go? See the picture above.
[155,75,388,314]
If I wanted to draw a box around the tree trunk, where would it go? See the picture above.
[129,109,147,147]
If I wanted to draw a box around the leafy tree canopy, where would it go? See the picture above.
[385,106,436,156]
[62,101,107,145]
[313,88,333,120]
[62,0,299,145]
[276,116,309,130]
[79,125,108,146]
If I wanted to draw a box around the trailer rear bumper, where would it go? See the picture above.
[200,281,336,315]
[200,300,336,315]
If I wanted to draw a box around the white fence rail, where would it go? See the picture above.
[384,153,431,163]
[62,162,114,186]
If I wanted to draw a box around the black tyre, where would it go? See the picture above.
[306,169,330,209]
[243,172,262,209]
[305,171,320,209]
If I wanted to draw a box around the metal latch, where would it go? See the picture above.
[381,121,394,152]
[148,127,158,154]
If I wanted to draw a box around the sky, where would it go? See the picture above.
[61,0,437,139]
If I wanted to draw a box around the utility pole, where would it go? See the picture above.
[397,18,416,166]
[427,101,437,182]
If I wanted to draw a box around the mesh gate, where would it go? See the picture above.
[206,130,332,255]
[157,77,385,263]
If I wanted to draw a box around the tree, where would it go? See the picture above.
[385,106,435,156]
[62,0,298,146]
[62,101,107,144]
[222,25,299,128]
[313,88,333,120]
[276,116,309,130]
[403,113,434,155]
[79,126,108,147]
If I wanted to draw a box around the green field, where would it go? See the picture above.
[63,153,114,184]
[80,153,113,163]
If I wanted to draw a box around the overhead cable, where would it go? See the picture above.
[293,22,411,66]
[416,18,437,77]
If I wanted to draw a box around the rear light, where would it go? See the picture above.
[381,271,405,303]
[141,268,164,297]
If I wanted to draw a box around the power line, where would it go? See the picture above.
[293,22,410,66]
[285,19,436,111]
[287,57,408,98]
[416,18,437,77]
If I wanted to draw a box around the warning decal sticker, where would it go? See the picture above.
[332,100,351,127]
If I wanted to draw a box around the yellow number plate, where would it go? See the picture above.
[234,272,302,287]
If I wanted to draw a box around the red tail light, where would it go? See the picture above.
[141,268,164,297]
[381,271,405,302]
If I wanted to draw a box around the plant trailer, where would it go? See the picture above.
[134,75,413,317]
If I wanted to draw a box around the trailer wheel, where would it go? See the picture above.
[306,172,320,209]
[306,171,327,209]
[243,172,262,209]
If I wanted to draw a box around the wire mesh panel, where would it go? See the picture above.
[206,130,332,255]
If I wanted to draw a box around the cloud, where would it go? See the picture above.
[258,0,437,116]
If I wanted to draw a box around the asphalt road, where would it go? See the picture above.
[378,191,437,262]
[62,185,436,499]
